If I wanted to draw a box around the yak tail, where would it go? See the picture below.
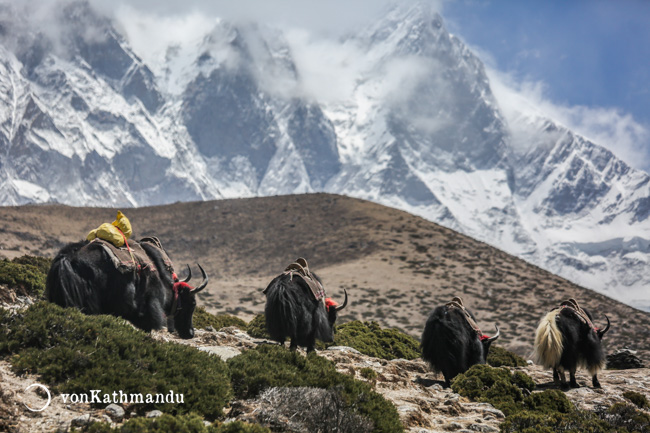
[533,310,563,369]
[264,280,298,341]
[46,243,98,312]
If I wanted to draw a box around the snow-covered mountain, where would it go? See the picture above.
[1,1,648,310]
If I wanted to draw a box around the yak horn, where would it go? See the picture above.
[335,289,348,311]
[181,264,192,283]
[486,325,500,342]
[191,264,209,294]
[598,315,611,337]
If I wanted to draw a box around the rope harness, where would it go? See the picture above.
[554,298,598,332]
[445,296,488,341]
[279,257,326,302]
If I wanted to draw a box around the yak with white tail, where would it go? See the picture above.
[533,298,610,388]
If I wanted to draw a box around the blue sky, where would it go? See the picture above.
[442,0,650,170]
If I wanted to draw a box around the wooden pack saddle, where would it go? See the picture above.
[86,236,174,275]
[445,296,482,336]
[555,298,597,331]
[270,257,326,301]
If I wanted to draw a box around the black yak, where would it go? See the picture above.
[421,297,499,387]
[46,237,208,339]
[263,258,348,352]
[533,298,610,388]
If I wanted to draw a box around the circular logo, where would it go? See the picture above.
[23,383,51,412]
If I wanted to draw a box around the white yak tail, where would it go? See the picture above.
[533,310,563,369]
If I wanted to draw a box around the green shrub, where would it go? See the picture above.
[500,409,612,433]
[11,255,52,275]
[323,321,420,360]
[246,314,270,339]
[0,256,51,298]
[623,391,649,409]
[487,346,527,367]
[0,302,231,419]
[227,345,403,433]
[193,307,247,331]
[503,402,650,433]
[451,364,535,416]
[360,367,378,381]
[601,403,650,433]
[210,421,272,433]
[76,414,271,433]
[523,390,573,414]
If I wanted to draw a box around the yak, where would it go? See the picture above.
[421,297,500,387]
[46,238,208,339]
[533,298,610,388]
[263,259,348,352]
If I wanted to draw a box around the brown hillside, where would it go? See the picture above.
[1,193,648,359]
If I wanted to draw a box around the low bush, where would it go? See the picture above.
[600,402,650,433]
[454,365,650,433]
[323,321,420,360]
[623,391,649,409]
[360,367,378,381]
[227,345,403,433]
[238,387,374,433]
[503,402,650,433]
[500,409,611,433]
[451,364,535,416]
[0,302,231,419]
[193,307,247,331]
[0,256,51,298]
[246,314,270,339]
[75,414,271,433]
[487,346,527,367]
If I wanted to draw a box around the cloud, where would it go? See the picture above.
[487,68,650,172]
[96,0,446,37]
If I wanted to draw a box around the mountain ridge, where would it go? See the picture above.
[0,1,648,310]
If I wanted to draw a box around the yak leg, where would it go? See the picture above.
[167,316,176,333]
[553,368,568,388]
[289,339,298,351]
[442,372,452,389]
[592,374,601,388]
[306,335,316,353]
[569,369,579,388]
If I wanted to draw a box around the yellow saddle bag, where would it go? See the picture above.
[87,211,133,247]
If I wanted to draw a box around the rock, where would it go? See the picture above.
[205,326,215,332]
[326,346,362,355]
[607,349,645,369]
[199,346,242,361]
[469,423,499,433]
[444,421,464,430]
[71,414,92,427]
[478,406,505,419]
[105,403,125,422]
[146,410,163,418]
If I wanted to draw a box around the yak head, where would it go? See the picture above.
[171,264,208,339]
[478,326,500,362]
[325,289,348,328]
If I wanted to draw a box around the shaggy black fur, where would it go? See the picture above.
[421,305,498,387]
[264,273,343,352]
[555,307,609,388]
[46,239,199,339]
